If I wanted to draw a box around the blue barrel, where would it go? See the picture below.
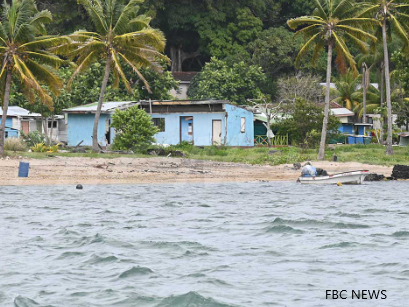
[18,162,29,178]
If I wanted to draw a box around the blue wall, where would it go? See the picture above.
[68,104,254,147]
[338,123,353,134]
[0,118,18,138]
[151,104,254,146]
[225,104,254,146]
[67,114,114,146]
[151,113,225,146]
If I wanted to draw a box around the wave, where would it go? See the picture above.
[392,231,409,237]
[56,251,85,259]
[14,295,55,307]
[155,291,234,307]
[319,242,357,249]
[85,254,118,264]
[264,225,304,234]
[118,266,154,278]
[272,217,369,229]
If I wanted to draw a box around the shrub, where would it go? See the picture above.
[272,98,341,147]
[111,106,159,152]
[4,138,27,152]
[30,143,61,153]
[20,130,46,147]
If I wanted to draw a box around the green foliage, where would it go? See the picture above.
[4,138,27,152]
[187,58,267,105]
[249,27,303,78]
[272,99,341,147]
[331,71,361,110]
[20,130,46,147]
[111,106,159,151]
[287,0,377,74]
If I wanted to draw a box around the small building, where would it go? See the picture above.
[140,100,254,147]
[0,106,42,138]
[330,104,372,144]
[64,101,135,146]
[399,132,409,147]
[169,72,198,100]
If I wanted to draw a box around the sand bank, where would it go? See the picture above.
[0,156,393,186]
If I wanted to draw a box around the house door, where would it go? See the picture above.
[212,120,222,145]
[21,121,29,134]
[180,116,193,143]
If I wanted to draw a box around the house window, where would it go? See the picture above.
[240,117,246,133]
[152,118,165,132]
[47,121,57,128]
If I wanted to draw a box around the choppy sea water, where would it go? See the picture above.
[1,181,409,307]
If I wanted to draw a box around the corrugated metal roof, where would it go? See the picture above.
[139,99,229,106]
[64,101,137,113]
[0,106,41,117]
[330,108,354,117]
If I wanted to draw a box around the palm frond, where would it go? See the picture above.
[77,0,108,35]
[68,51,98,88]
[111,51,131,92]
[294,32,321,68]
[287,17,326,30]
[118,52,152,93]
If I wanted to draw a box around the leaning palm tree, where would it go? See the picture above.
[288,0,377,160]
[57,0,168,152]
[357,0,409,155]
[0,0,67,154]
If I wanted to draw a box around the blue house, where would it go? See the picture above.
[0,106,42,138]
[140,100,254,146]
[64,101,135,146]
[64,100,254,147]
[330,105,372,144]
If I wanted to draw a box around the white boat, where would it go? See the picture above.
[297,170,370,185]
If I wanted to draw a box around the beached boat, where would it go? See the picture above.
[298,170,370,185]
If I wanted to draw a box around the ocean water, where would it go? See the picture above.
[1,181,409,307]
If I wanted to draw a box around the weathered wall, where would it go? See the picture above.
[225,104,254,147]
[150,104,254,146]
[67,114,113,146]
[0,118,18,138]
[150,112,226,146]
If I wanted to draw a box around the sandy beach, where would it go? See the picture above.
[0,156,394,186]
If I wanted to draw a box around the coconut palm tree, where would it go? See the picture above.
[288,0,377,160]
[57,0,168,152]
[353,84,383,116]
[331,70,362,110]
[357,0,409,154]
[0,0,67,154]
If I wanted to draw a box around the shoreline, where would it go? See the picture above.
[0,156,394,186]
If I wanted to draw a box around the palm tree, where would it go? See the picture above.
[331,70,361,110]
[0,0,67,154]
[357,0,409,154]
[57,0,168,152]
[353,84,383,116]
[288,0,377,160]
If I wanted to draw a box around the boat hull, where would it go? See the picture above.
[298,170,369,185]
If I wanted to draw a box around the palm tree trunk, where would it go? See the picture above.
[382,20,393,155]
[0,72,13,155]
[49,114,55,143]
[92,57,112,152]
[362,65,367,124]
[380,63,385,143]
[318,43,333,160]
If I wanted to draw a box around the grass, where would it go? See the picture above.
[4,144,409,166]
